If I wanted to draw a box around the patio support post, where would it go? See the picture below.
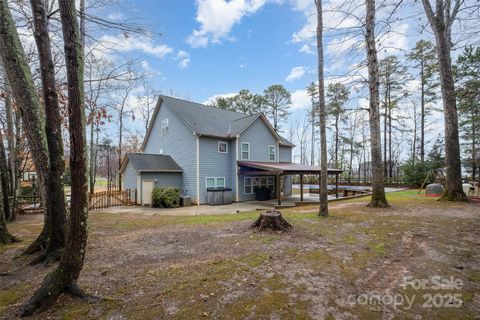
[335,173,339,198]
[276,174,281,205]
[300,174,304,202]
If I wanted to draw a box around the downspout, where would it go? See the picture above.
[196,134,200,206]
[235,137,239,202]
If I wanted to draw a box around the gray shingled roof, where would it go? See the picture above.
[159,95,294,146]
[122,153,182,172]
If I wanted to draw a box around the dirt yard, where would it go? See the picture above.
[1,190,479,319]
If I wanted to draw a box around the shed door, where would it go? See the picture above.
[142,181,154,205]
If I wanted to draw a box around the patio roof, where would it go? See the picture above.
[237,161,343,175]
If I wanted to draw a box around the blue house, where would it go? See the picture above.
[121,95,340,205]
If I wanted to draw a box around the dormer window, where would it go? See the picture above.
[161,118,169,135]
[218,141,228,153]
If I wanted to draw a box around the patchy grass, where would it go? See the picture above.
[1,189,479,319]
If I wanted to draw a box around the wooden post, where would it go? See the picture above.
[300,174,304,202]
[335,173,339,198]
[276,174,281,205]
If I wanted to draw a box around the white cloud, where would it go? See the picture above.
[290,89,311,110]
[377,23,410,58]
[100,34,173,58]
[299,43,314,54]
[203,92,238,105]
[186,0,266,48]
[285,66,307,82]
[176,50,191,69]
[107,12,124,21]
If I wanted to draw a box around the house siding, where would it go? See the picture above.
[143,101,197,201]
[123,162,137,190]
[198,137,234,204]
[139,172,183,202]
[238,118,278,162]
[279,146,292,162]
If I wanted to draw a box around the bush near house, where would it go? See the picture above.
[152,187,181,208]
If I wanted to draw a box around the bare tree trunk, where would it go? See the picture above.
[315,0,328,216]
[334,115,339,168]
[365,0,389,207]
[0,0,54,254]
[311,108,315,166]
[0,125,11,224]
[22,0,93,314]
[1,65,15,221]
[420,59,425,162]
[0,165,18,244]
[421,0,467,201]
[383,86,388,177]
[388,95,392,178]
[30,0,67,263]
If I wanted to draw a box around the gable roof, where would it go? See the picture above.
[141,95,294,151]
[120,153,183,173]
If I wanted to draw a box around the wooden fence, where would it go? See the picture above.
[88,189,137,210]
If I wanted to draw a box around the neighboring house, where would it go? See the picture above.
[120,95,297,205]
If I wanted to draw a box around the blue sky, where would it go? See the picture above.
[93,0,349,131]
[88,0,465,163]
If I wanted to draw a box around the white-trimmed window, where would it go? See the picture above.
[216,177,225,188]
[159,148,163,154]
[269,145,276,161]
[241,142,250,160]
[161,118,169,135]
[244,177,253,194]
[218,141,228,153]
[206,177,215,188]
[206,177,226,188]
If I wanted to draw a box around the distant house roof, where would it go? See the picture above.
[120,153,183,173]
[141,95,295,151]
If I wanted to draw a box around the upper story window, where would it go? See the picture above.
[241,142,250,160]
[218,141,228,153]
[269,145,276,161]
[161,118,169,135]
[159,148,163,154]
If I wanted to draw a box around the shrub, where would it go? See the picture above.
[151,186,180,208]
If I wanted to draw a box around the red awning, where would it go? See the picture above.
[237,161,343,175]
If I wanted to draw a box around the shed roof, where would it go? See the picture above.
[120,153,183,173]
[237,161,343,175]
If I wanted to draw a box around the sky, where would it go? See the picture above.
[84,0,479,162]
[90,0,387,132]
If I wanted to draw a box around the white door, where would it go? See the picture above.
[142,181,154,205]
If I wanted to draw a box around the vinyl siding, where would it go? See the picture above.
[279,146,292,162]
[138,172,183,203]
[123,162,138,190]
[238,118,278,162]
[198,137,234,204]
[143,101,197,201]
[283,176,292,196]
[279,146,293,196]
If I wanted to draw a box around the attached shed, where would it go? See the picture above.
[120,153,183,205]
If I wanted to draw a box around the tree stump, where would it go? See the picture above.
[251,210,292,232]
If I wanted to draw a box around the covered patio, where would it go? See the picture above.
[237,161,343,205]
